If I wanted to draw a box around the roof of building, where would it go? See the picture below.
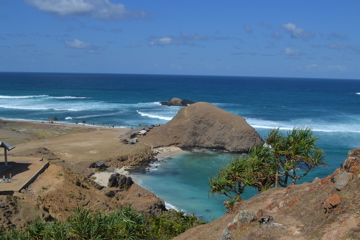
[0,141,15,151]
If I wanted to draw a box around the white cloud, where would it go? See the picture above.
[148,34,208,46]
[65,39,91,48]
[149,37,175,46]
[282,23,314,40]
[25,0,147,20]
[284,47,302,56]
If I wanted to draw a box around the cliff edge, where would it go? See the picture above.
[175,148,360,240]
[142,102,264,153]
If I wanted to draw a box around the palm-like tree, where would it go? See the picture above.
[209,127,326,205]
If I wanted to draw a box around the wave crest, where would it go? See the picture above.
[137,110,172,121]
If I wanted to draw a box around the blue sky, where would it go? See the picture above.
[0,0,359,79]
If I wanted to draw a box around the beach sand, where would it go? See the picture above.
[0,119,187,186]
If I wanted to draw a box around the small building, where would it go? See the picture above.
[89,160,106,169]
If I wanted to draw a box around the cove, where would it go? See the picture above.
[132,150,257,222]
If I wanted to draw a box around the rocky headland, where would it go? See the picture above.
[175,148,360,239]
[142,102,264,152]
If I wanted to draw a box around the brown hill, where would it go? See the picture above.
[0,120,166,229]
[142,102,264,152]
[175,148,360,240]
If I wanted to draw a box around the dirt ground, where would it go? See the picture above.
[0,119,173,229]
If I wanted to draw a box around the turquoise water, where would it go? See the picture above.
[1,72,360,221]
[132,151,255,221]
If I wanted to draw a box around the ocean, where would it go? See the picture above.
[1,72,359,221]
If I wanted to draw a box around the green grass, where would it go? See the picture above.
[0,206,205,240]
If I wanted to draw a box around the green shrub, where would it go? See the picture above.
[0,206,205,240]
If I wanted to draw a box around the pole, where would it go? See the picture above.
[4,148,8,166]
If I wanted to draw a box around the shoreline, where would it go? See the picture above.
[0,117,142,130]
[92,146,188,187]
[0,117,192,215]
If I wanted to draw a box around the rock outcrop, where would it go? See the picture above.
[142,102,264,153]
[107,173,133,190]
[175,148,360,240]
[160,97,196,106]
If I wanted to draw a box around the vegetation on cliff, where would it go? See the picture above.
[0,206,205,240]
[209,128,326,207]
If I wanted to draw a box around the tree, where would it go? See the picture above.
[209,127,325,205]
[267,128,325,187]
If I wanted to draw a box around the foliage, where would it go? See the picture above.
[267,128,325,186]
[147,210,205,239]
[209,127,326,206]
[0,206,205,240]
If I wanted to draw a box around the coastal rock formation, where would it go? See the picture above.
[160,97,196,106]
[175,148,360,240]
[108,173,133,190]
[142,102,264,152]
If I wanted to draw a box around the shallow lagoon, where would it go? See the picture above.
[132,150,257,222]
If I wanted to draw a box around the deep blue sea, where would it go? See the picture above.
[1,72,360,221]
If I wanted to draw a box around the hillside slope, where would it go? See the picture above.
[175,148,360,239]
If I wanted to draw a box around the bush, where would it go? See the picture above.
[0,206,205,240]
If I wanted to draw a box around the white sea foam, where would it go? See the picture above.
[0,94,49,99]
[165,202,179,211]
[65,117,72,120]
[74,112,121,119]
[248,117,360,133]
[0,95,86,99]
[137,110,173,121]
[47,96,87,99]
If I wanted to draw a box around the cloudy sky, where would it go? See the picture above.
[1,0,359,79]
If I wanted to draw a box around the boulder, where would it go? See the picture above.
[122,138,137,144]
[323,193,341,213]
[108,173,133,190]
[142,102,264,153]
[331,148,360,190]
[160,97,196,106]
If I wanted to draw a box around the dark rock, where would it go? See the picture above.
[108,173,134,190]
[160,97,196,106]
[105,191,116,198]
[259,215,275,227]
